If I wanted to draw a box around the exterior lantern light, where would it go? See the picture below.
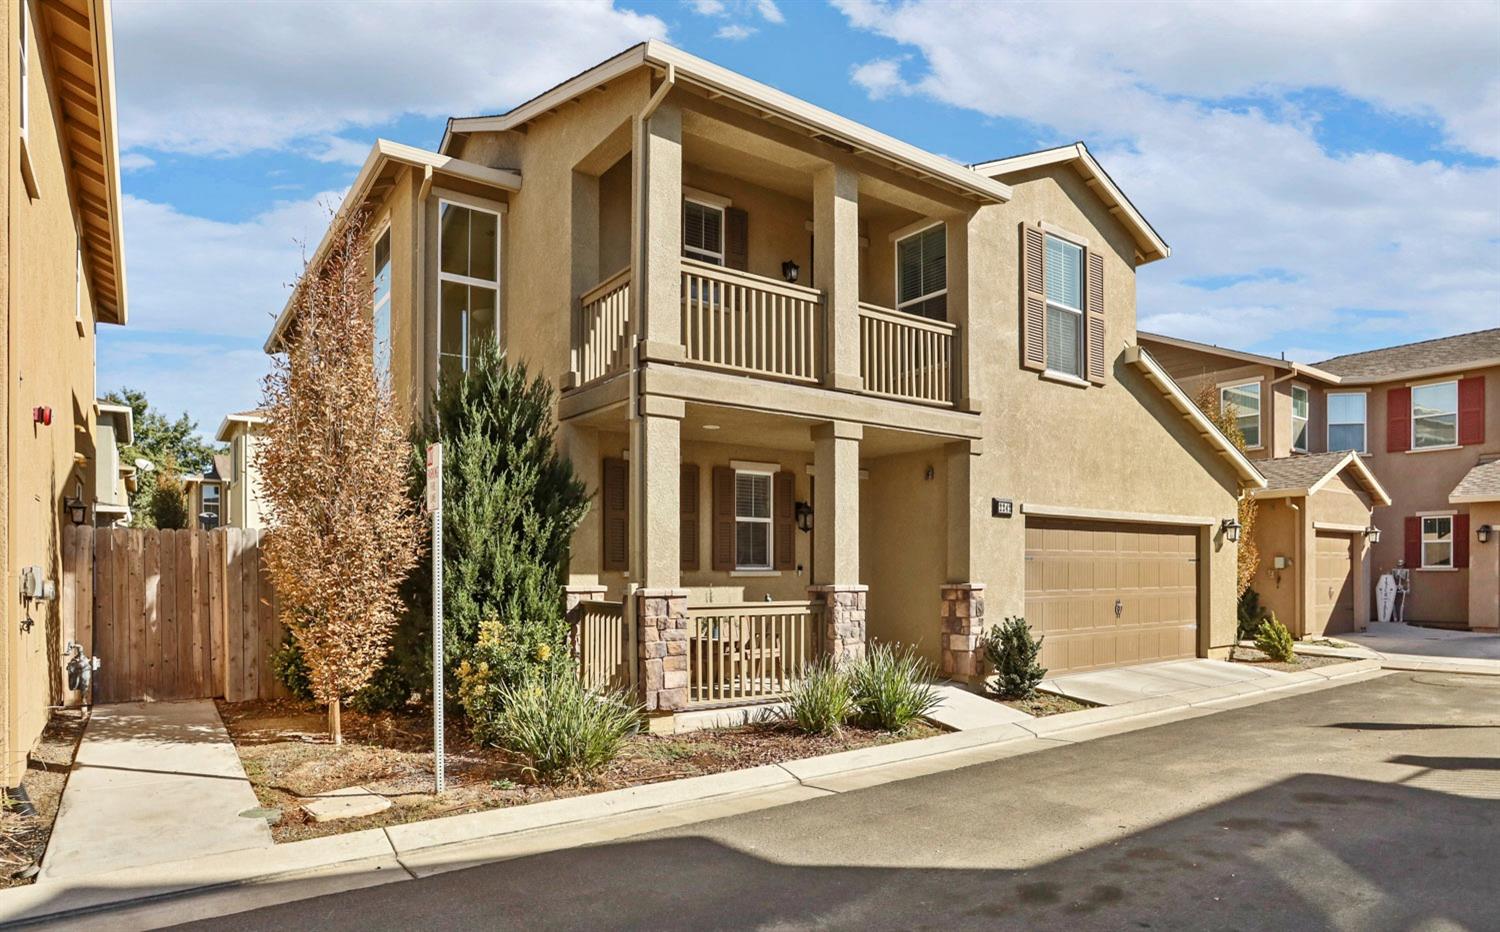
[781,260,800,284]
[1479,524,1494,545]
[1221,517,1242,544]
[1365,525,1382,544]
[794,500,813,533]
[64,496,87,526]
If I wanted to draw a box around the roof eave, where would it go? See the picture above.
[1328,356,1500,386]
[1125,344,1267,490]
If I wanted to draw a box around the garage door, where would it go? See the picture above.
[1024,519,1199,674]
[1313,532,1355,636]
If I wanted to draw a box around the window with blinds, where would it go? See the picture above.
[896,223,947,320]
[684,200,725,265]
[1044,234,1083,377]
[734,471,772,570]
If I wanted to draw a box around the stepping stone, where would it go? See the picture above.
[300,785,392,823]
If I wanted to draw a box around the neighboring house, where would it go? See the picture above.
[93,400,135,526]
[3,0,128,784]
[182,452,229,529]
[269,42,1264,715]
[1139,329,1500,631]
[214,410,266,530]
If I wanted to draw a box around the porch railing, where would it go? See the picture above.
[686,601,823,707]
[572,599,635,693]
[858,302,958,407]
[574,268,632,386]
[681,258,823,384]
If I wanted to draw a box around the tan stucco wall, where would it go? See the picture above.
[1467,501,1500,630]
[1251,475,1375,638]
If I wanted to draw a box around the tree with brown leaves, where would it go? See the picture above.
[258,211,425,744]
[1193,383,1260,595]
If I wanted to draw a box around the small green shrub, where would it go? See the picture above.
[848,643,941,732]
[783,660,854,736]
[1254,616,1296,662]
[271,631,311,700]
[271,631,413,712]
[467,671,639,783]
[1238,587,1272,641]
[983,616,1047,700]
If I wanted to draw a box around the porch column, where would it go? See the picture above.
[635,587,690,711]
[943,440,987,683]
[633,100,684,362]
[813,163,861,392]
[631,396,682,588]
[810,420,865,661]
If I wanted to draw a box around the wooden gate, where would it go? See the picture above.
[60,526,290,704]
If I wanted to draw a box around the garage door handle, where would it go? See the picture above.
[1114,599,1123,618]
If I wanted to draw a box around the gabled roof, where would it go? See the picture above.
[970,143,1169,265]
[1252,450,1391,506]
[440,41,1012,206]
[1450,457,1500,504]
[1123,344,1267,490]
[1137,331,1341,385]
[216,410,267,443]
[95,400,133,445]
[1314,328,1500,383]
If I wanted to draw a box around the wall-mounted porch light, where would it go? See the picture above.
[1479,524,1494,545]
[781,260,800,284]
[1364,524,1382,544]
[63,496,88,526]
[1221,517,1242,544]
[794,500,813,533]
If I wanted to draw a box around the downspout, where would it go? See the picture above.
[1288,500,1304,637]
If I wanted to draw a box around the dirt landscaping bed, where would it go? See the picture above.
[217,699,938,843]
[1,709,88,887]
[999,692,1096,717]
[1228,645,1357,674]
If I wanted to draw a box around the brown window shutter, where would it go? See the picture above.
[725,207,749,271]
[712,466,736,571]
[774,471,795,571]
[1387,387,1411,453]
[1458,377,1485,446]
[1454,514,1471,568]
[601,457,629,572]
[680,464,700,572]
[1020,222,1046,371]
[1403,516,1421,568]
[1084,249,1106,385]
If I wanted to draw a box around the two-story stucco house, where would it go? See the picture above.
[3,0,128,785]
[270,43,1266,719]
[1140,329,1500,633]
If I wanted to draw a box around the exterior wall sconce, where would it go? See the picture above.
[781,260,800,283]
[794,500,813,533]
[63,496,88,526]
[1364,525,1382,544]
[1479,525,1494,545]
[1221,517,1242,543]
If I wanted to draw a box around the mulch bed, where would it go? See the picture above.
[1,709,89,887]
[217,699,938,844]
[1228,645,1357,673]
[998,692,1095,717]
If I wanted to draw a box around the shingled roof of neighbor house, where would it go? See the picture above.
[1314,328,1500,380]
[1252,450,1390,505]
[1450,457,1500,504]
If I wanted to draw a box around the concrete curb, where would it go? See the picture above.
[0,662,1392,929]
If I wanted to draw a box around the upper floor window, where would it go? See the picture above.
[372,226,392,378]
[1412,380,1458,449]
[1221,380,1262,449]
[1291,385,1309,452]
[734,469,772,570]
[1327,392,1367,452]
[1421,515,1453,568]
[201,483,221,528]
[1043,234,1083,377]
[896,223,947,320]
[683,199,724,265]
[438,201,500,383]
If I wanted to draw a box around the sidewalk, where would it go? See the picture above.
[1297,622,1500,676]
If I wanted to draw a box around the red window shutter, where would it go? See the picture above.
[1020,223,1046,372]
[711,466,735,571]
[1454,514,1471,569]
[1084,249,1106,385]
[1387,387,1411,453]
[680,465,700,572]
[601,458,629,572]
[1458,377,1485,446]
[1403,516,1421,568]
[774,471,795,571]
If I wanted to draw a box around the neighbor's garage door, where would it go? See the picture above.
[1313,532,1355,636]
[1024,519,1200,674]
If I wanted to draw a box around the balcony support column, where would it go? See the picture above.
[813,163,861,392]
[809,419,865,661]
[942,439,987,683]
[633,100,684,362]
[630,395,683,589]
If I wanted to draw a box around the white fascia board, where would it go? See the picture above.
[1137,332,1342,386]
[1125,345,1267,490]
[96,401,134,445]
[1305,451,1392,507]
[216,413,268,443]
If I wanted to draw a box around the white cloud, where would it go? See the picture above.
[687,0,726,13]
[118,152,155,172]
[308,135,375,167]
[112,1,667,158]
[716,24,757,41]
[835,0,1500,350]
[754,0,785,24]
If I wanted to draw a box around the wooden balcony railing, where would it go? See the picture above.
[574,268,631,386]
[858,302,958,407]
[681,258,822,384]
[686,601,822,707]
[571,599,635,693]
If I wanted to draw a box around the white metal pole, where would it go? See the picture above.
[428,443,445,794]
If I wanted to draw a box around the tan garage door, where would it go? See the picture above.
[1313,532,1355,636]
[1024,519,1199,674]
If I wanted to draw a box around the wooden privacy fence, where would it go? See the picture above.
[61,526,289,704]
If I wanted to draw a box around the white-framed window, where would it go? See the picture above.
[19,0,29,142]
[372,224,392,379]
[683,198,725,265]
[1421,515,1453,568]
[895,222,947,320]
[437,200,500,384]
[1327,392,1367,453]
[1221,380,1262,449]
[1291,385,1309,452]
[734,469,773,570]
[1412,380,1458,450]
[201,483,221,527]
[1043,234,1083,377]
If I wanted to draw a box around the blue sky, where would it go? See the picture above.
[101,0,1500,444]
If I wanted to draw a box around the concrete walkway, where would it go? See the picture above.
[40,700,272,882]
[926,683,1032,730]
[1040,658,1298,707]
[1340,621,1500,661]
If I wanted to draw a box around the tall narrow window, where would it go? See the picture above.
[1221,381,1262,448]
[895,223,947,320]
[438,201,500,384]
[372,226,392,379]
[734,470,772,570]
[1411,381,1458,449]
[1421,515,1453,568]
[1328,392,1366,452]
[1291,385,1309,452]
[683,199,725,265]
[201,484,221,528]
[1043,234,1083,376]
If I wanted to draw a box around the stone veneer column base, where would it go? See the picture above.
[809,585,868,664]
[635,588,690,712]
[941,583,987,684]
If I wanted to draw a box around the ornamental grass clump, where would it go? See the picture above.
[472,672,639,784]
[848,643,941,732]
[1254,616,1296,663]
[783,660,855,736]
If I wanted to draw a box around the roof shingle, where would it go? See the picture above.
[1255,451,1358,492]
[1314,328,1500,379]
[1451,458,1500,503]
